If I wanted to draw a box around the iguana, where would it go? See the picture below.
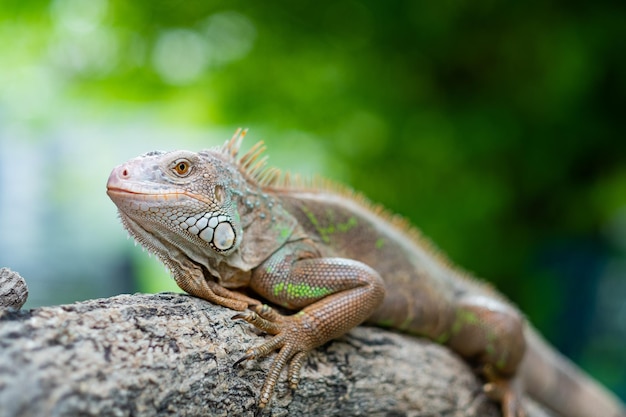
[106,129,625,417]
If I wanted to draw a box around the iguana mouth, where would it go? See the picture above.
[106,186,179,198]
[106,189,183,212]
[107,187,216,207]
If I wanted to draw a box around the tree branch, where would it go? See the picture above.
[0,292,554,416]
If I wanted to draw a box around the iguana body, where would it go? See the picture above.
[107,129,625,417]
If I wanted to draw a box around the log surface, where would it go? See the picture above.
[0,293,554,417]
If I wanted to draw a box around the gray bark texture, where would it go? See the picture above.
[0,292,554,417]
[0,268,28,310]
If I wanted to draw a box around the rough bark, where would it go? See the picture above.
[0,268,28,310]
[0,292,554,417]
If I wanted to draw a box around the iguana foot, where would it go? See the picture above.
[233,305,318,408]
[483,374,526,417]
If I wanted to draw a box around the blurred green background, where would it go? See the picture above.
[1,0,624,400]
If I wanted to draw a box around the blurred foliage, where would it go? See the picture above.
[2,0,625,398]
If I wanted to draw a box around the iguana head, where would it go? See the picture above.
[106,129,296,286]
[107,148,243,255]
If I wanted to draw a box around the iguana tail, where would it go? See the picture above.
[522,326,625,417]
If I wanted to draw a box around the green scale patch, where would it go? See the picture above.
[273,282,333,300]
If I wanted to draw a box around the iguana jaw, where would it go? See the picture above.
[106,187,207,211]
[106,182,216,207]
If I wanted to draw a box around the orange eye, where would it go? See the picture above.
[173,160,191,176]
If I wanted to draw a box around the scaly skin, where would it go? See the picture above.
[107,130,625,417]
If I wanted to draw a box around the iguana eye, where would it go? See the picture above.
[173,159,192,176]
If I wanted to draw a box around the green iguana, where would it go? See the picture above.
[106,129,625,417]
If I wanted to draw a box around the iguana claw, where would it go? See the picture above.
[233,353,254,368]
[232,306,318,409]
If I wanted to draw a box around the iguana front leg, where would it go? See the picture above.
[166,250,260,311]
[234,243,386,409]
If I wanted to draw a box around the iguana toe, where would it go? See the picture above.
[233,311,321,409]
[483,378,526,417]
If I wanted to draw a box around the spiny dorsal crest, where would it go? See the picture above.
[220,128,282,186]
[219,128,391,193]
[219,129,477,284]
